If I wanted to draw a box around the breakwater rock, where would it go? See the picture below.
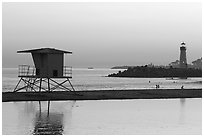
[108,66,202,78]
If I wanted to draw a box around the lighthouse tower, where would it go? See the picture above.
[180,42,187,69]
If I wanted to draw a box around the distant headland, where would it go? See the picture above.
[111,66,131,69]
[108,65,202,78]
[109,43,202,78]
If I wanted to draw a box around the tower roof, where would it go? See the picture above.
[17,48,72,54]
[181,42,186,45]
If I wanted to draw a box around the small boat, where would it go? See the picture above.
[88,67,94,69]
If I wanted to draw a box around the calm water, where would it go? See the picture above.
[2,99,202,135]
[2,68,202,91]
[2,68,202,135]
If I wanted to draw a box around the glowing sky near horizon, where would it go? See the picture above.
[2,2,202,68]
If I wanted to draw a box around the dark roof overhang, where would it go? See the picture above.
[17,48,72,54]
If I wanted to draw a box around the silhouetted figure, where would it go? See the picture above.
[181,85,184,89]
[149,81,151,83]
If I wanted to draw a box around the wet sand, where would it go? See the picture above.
[2,89,202,102]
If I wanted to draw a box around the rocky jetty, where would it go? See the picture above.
[108,66,202,78]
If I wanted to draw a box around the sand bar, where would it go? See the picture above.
[2,89,202,102]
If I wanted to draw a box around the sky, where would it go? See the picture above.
[2,2,202,68]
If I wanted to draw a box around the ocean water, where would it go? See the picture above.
[2,68,202,135]
[2,68,202,92]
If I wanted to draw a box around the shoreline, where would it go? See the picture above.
[2,88,202,102]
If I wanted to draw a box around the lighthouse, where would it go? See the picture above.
[180,42,187,69]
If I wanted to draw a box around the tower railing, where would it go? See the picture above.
[18,65,36,77]
[18,65,72,78]
[63,66,72,78]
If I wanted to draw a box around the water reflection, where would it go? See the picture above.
[3,99,201,135]
[180,98,186,106]
[179,99,186,124]
[33,101,63,135]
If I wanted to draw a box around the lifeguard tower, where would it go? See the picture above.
[13,48,75,92]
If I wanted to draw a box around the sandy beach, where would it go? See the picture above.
[2,88,202,102]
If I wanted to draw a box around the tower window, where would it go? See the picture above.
[36,69,40,75]
[53,70,58,77]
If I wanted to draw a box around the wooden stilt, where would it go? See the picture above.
[68,78,75,91]
[39,78,42,92]
[13,77,74,92]
[13,78,23,92]
[47,78,50,92]
[49,78,72,91]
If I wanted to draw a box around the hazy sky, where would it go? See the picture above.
[2,2,202,68]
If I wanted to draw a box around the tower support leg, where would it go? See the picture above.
[49,78,71,91]
[21,78,37,92]
[47,78,50,92]
[67,78,75,91]
[39,78,42,92]
[13,77,75,92]
[13,78,23,92]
